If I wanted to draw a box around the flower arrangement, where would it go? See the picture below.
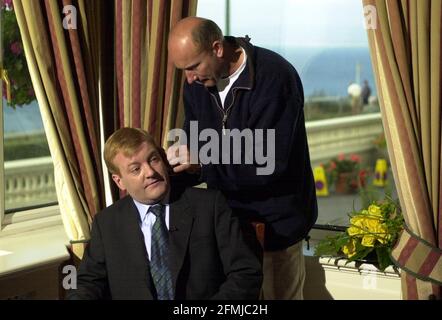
[322,153,366,193]
[314,196,404,270]
[2,0,36,107]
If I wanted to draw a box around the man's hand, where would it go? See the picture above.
[166,144,200,174]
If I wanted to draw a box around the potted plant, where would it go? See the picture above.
[314,196,404,271]
[322,153,366,194]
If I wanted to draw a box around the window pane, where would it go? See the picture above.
[197,0,397,228]
[2,3,57,212]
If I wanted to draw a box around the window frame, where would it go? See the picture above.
[0,8,61,237]
[197,0,387,238]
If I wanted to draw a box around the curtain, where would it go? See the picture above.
[13,0,108,259]
[363,0,442,299]
[114,0,197,146]
[14,0,196,259]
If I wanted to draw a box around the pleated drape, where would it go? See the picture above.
[114,0,197,146]
[363,0,442,299]
[13,0,108,258]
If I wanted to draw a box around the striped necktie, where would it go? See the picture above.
[149,204,174,300]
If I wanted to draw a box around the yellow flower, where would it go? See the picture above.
[342,238,358,258]
[374,222,390,244]
[368,204,382,217]
[361,234,376,247]
[349,215,381,234]
[350,215,365,226]
[364,216,382,233]
[347,225,362,236]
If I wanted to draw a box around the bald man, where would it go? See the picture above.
[167,17,317,300]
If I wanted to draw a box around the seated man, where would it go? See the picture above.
[67,128,262,300]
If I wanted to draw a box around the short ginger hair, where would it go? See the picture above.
[104,127,158,175]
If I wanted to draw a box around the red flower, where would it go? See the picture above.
[10,42,22,55]
[350,154,361,163]
[337,153,346,161]
[3,0,13,10]
[27,87,35,97]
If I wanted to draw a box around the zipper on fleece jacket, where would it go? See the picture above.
[209,86,250,135]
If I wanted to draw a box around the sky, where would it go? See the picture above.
[197,0,369,48]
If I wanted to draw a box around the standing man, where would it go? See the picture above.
[167,17,317,299]
[361,80,372,106]
[67,128,262,300]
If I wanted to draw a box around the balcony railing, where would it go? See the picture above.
[306,113,383,167]
[4,157,57,211]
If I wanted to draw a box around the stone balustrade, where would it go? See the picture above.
[4,157,57,211]
[306,113,383,167]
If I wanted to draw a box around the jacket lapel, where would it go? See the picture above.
[168,188,194,290]
[118,196,154,299]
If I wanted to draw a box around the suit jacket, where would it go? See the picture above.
[67,186,262,300]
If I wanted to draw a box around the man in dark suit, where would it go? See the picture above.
[67,128,262,300]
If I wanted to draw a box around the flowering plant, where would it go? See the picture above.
[314,197,404,270]
[2,0,36,107]
[322,153,365,192]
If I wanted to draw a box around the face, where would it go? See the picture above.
[169,39,224,87]
[111,142,170,204]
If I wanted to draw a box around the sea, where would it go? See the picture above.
[3,46,376,134]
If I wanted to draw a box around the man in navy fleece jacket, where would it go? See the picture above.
[167,17,317,300]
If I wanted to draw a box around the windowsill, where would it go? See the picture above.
[0,224,70,278]
[1,205,62,238]
[303,239,401,299]
[318,256,400,277]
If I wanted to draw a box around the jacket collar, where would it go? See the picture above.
[117,196,155,298]
[207,35,255,95]
[228,35,255,90]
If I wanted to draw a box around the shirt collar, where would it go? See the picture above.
[133,192,170,222]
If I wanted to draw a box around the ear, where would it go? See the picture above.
[159,147,174,175]
[212,40,223,58]
[112,174,126,191]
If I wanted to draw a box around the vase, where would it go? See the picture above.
[335,172,357,194]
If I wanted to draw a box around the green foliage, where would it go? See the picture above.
[4,133,50,160]
[304,98,353,121]
[372,133,387,150]
[2,5,36,107]
[315,232,350,256]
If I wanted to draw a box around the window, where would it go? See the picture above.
[197,0,397,229]
[1,1,58,231]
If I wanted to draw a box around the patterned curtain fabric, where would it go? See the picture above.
[13,0,107,258]
[114,0,197,146]
[363,0,442,299]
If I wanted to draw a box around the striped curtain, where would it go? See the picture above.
[363,0,442,299]
[114,0,197,146]
[13,0,108,259]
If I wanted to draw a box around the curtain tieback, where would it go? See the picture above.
[391,225,442,285]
